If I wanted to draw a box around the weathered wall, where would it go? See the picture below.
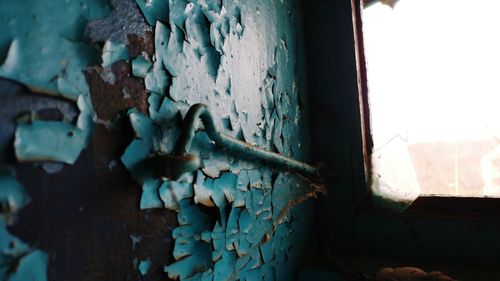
[125,0,315,279]
[0,0,315,280]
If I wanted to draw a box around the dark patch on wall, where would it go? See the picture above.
[8,119,177,281]
[302,0,366,257]
[127,32,155,58]
[86,60,149,121]
[0,78,176,280]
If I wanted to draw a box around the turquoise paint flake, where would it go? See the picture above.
[149,94,180,124]
[225,207,240,237]
[173,224,207,241]
[138,259,151,276]
[201,151,232,178]
[135,0,170,26]
[154,21,171,66]
[212,174,238,224]
[200,231,211,243]
[232,187,246,208]
[235,253,251,271]
[101,40,130,67]
[0,220,30,262]
[213,250,236,281]
[0,0,108,100]
[176,200,206,225]
[6,250,48,281]
[248,170,262,189]
[211,222,225,261]
[260,240,273,263]
[144,61,171,95]
[171,180,194,201]
[236,236,250,257]
[159,181,178,209]
[131,56,152,78]
[173,236,197,260]
[140,179,164,209]
[0,171,29,220]
[159,178,196,210]
[0,172,48,281]
[238,209,253,234]
[246,213,272,245]
[237,170,250,191]
[129,110,155,139]
[121,110,156,187]
[225,207,240,251]
[14,121,87,164]
[164,241,212,280]
[15,89,95,164]
[193,171,215,207]
[214,172,237,202]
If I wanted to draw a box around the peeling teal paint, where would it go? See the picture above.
[138,259,151,276]
[101,40,130,67]
[131,56,152,79]
[0,1,118,279]
[14,95,94,164]
[0,171,48,281]
[5,250,48,281]
[15,121,87,164]
[0,171,29,220]
[0,0,313,279]
[0,0,109,99]
[125,0,313,280]
[0,0,111,164]
[134,0,169,26]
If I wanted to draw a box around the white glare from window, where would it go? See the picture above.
[363,0,500,197]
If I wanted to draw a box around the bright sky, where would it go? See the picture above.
[363,0,500,147]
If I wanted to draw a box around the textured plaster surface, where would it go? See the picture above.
[123,0,314,280]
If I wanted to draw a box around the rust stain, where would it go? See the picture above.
[127,31,155,59]
[86,61,149,121]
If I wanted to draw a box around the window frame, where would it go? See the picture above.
[352,0,500,268]
[302,0,500,276]
[354,0,500,216]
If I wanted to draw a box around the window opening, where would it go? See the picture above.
[363,0,500,200]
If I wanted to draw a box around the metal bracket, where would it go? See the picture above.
[151,104,322,180]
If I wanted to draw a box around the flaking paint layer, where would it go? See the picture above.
[124,0,314,280]
[0,1,118,279]
[0,0,314,279]
[0,0,111,164]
